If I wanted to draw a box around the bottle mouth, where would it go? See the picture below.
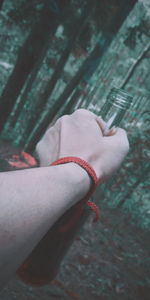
[108,88,133,110]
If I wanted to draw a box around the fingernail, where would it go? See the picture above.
[106,126,117,136]
[110,126,117,134]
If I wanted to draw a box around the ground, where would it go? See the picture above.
[0,141,150,300]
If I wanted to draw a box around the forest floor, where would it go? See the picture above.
[0,141,150,300]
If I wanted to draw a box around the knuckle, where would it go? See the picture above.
[118,128,126,135]
[74,109,87,114]
[118,128,128,140]
[125,139,130,152]
[122,136,130,153]
[116,128,130,152]
[35,141,41,154]
[73,108,96,118]
[59,114,70,122]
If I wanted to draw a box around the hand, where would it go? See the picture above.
[36,109,129,182]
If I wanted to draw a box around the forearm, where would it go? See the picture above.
[0,164,90,287]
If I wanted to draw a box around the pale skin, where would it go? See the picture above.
[0,109,129,289]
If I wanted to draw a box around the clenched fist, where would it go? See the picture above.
[36,109,129,182]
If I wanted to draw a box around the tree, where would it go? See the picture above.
[0,0,68,131]
[24,0,137,153]
[21,0,93,138]
[0,0,4,11]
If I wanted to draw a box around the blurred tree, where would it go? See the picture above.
[0,0,69,132]
[121,42,150,88]
[24,0,137,153]
[124,19,150,49]
[118,165,150,208]
[0,0,4,10]
[22,0,93,137]
[68,0,137,51]
[8,0,44,29]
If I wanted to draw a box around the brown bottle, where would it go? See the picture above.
[17,200,90,286]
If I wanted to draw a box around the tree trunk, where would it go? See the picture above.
[0,0,4,10]
[9,42,50,128]
[24,43,103,152]
[0,0,67,132]
[22,0,93,139]
[24,0,137,152]
[118,166,150,208]
[121,43,150,89]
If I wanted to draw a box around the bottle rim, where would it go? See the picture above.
[108,88,133,110]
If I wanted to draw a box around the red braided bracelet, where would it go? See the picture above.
[50,157,100,222]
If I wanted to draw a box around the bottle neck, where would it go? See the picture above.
[100,88,133,128]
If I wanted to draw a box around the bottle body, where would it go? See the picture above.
[17,200,90,286]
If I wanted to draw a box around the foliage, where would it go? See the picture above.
[124,19,150,49]
[0,1,150,297]
[64,0,136,52]
[7,0,44,29]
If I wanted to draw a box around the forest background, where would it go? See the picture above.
[0,0,150,299]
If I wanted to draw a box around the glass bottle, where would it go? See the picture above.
[17,87,133,286]
[100,87,133,130]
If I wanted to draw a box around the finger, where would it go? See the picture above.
[72,108,97,119]
[104,127,126,138]
[104,126,118,136]
[95,116,107,135]
[47,116,59,129]
[104,128,130,152]
[47,114,70,130]
[74,111,107,136]
[113,127,128,138]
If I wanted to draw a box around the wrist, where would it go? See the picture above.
[50,162,92,203]
[68,162,92,193]
[67,162,92,192]
[48,160,100,221]
[50,156,99,199]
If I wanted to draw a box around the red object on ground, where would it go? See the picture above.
[7,151,37,168]
[21,151,37,166]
